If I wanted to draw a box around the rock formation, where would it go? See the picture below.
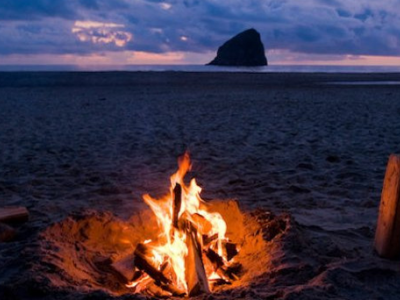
[207,28,267,67]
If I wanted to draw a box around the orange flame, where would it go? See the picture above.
[129,152,229,293]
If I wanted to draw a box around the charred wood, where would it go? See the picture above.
[225,242,239,261]
[205,248,224,269]
[173,183,182,229]
[203,233,218,246]
[146,281,172,298]
[134,243,170,285]
[205,248,241,280]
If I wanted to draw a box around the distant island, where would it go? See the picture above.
[207,28,268,67]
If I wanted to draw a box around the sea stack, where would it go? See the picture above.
[207,28,267,67]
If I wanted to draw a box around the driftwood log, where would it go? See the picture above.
[374,154,400,258]
[0,207,29,223]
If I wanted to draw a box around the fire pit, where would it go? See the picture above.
[122,152,241,296]
[36,153,291,298]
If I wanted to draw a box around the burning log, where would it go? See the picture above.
[203,233,218,246]
[375,154,400,258]
[204,248,232,282]
[185,223,210,296]
[134,243,170,285]
[190,213,212,235]
[179,211,213,236]
[133,243,186,296]
[0,206,29,223]
[205,248,224,269]
[109,253,136,283]
[225,241,239,261]
[205,247,241,281]
[131,272,181,297]
[132,274,153,293]
[146,281,173,298]
[173,183,182,229]
[225,262,242,279]
[209,278,231,287]
[125,153,240,295]
[159,282,186,297]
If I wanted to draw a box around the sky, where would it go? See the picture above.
[1,0,400,65]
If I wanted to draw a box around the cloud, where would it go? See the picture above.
[72,21,132,47]
[0,0,77,20]
[0,0,400,62]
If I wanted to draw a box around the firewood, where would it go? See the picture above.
[110,253,136,283]
[146,281,173,298]
[173,183,182,229]
[131,246,186,296]
[158,258,186,296]
[203,233,218,246]
[179,212,212,236]
[190,213,212,235]
[0,222,16,242]
[134,243,170,285]
[184,223,210,296]
[133,275,154,293]
[209,278,231,287]
[205,248,241,281]
[374,154,400,258]
[205,248,224,269]
[159,283,186,297]
[225,262,242,280]
[204,248,230,281]
[224,242,238,261]
[0,207,29,223]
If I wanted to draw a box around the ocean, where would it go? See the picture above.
[1,64,400,73]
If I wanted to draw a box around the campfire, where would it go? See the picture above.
[121,152,240,296]
[37,154,286,299]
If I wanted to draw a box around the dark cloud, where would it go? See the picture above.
[354,8,373,22]
[0,0,400,59]
[79,0,100,10]
[0,0,77,20]
[336,8,352,18]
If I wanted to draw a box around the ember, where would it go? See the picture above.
[124,152,240,296]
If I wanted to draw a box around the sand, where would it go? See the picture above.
[1,71,400,299]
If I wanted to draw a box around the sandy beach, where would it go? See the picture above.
[1,71,400,299]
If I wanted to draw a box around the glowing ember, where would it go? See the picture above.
[126,152,240,296]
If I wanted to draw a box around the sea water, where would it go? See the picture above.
[1,64,400,73]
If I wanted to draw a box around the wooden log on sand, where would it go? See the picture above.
[110,253,136,283]
[0,223,16,242]
[374,154,400,258]
[0,207,29,223]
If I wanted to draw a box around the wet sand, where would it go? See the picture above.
[1,71,400,299]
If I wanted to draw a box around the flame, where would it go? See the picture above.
[127,152,231,294]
